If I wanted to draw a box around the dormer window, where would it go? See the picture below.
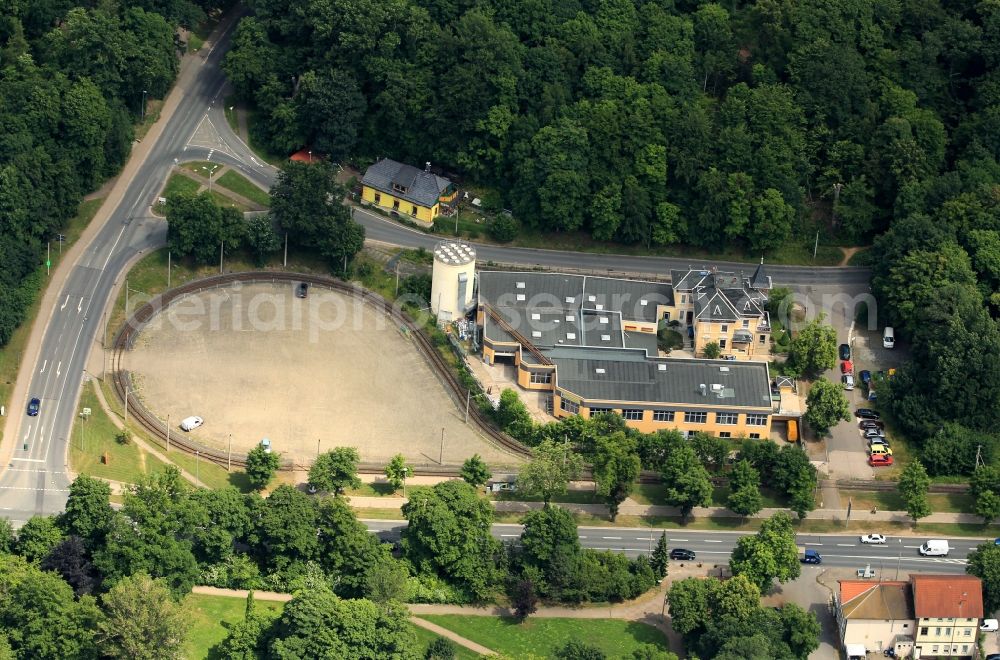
[392,183,408,194]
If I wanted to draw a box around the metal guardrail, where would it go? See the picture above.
[110,271,533,473]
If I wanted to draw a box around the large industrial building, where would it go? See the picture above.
[468,260,782,438]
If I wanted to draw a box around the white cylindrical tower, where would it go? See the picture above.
[431,241,476,323]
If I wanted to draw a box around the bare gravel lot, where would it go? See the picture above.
[123,282,519,466]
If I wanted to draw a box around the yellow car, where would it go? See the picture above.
[869,444,893,456]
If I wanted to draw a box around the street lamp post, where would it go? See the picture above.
[141,90,147,121]
[308,150,312,163]
[202,164,220,192]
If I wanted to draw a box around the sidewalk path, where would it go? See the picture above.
[348,495,993,526]
[409,617,496,656]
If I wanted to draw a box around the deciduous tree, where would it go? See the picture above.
[245,443,280,491]
[460,454,491,488]
[592,432,641,520]
[98,573,188,660]
[729,512,800,592]
[309,447,362,495]
[898,460,932,522]
[660,441,712,520]
[727,459,763,518]
[804,377,850,435]
[517,439,584,505]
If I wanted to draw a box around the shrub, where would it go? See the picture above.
[489,215,518,242]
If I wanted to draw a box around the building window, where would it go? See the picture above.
[590,407,612,415]
[685,412,707,424]
[653,411,675,422]
[622,409,643,421]
[932,647,938,654]
[945,628,951,636]
[411,205,418,216]
[963,629,971,636]
[962,646,969,653]
[560,399,579,414]
[921,628,928,636]
[530,372,551,384]
[936,628,942,636]
[749,433,760,439]
[743,319,749,328]
[717,413,738,425]
[374,192,381,203]
[392,183,407,194]
[746,414,768,426]
[719,432,731,438]
[681,295,687,303]
[393,199,400,210]
[719,339,727,349]
[760,334,766,344]
[721,325,728,332]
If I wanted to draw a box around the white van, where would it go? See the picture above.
[919,539,950,556]
[883,327,895,349]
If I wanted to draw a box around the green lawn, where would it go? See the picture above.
[843,490,975,515]
[161,172,200,199]
[184,593,285,660]
[217,170,271,207]
[179,160,216,175]
[630,483,792,509]
[420,615,668,658]
[69,381,172,484]
[409,622,482,659]
[0,198,105,443]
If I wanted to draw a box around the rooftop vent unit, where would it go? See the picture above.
[719,366,730,372]
[699,384,707,396]
[658,364,667,371]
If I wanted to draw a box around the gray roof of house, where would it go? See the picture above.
[751,261,772,290]
[693,288,740,322]
[545,347,772,409]
[362,158,451,208]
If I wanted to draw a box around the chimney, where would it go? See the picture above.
[425,162,431,172]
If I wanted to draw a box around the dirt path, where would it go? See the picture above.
[839,246,863,266]
[409,617,496,655]
[192,585,293,602]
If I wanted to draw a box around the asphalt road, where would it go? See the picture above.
[363,520,977,575]
[0,5,871,525]
[0,12,259,524]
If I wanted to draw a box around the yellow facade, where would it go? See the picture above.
[915,618,977,657]
[362,185,439,224]
[551,394,772,438]
[661,295,770,361]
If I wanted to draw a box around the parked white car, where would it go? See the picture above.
[981,619,998,632]
[860,534,887,544]
[180,416,203,431]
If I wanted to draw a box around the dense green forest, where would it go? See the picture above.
[0,0,224,346]
[227,0,996,250]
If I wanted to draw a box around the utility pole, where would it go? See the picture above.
[125,278,129,318]
[813,231,819,259]
[283,233,288,268]
[167,251,171,289]
[47,242,50,276]
[166,415,170,453]
[196,451,200,484]
[465,390,471,424]
[228,434,233,471]
[317,438,321,457]
[141,90,147,121]
[395,263,400,297]
[124,388,130,424]
[219,241,224,274]
[439,428,444,465]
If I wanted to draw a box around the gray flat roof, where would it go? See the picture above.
[545,346,772,409]
[483,306,625,349]
[478,271,671,324]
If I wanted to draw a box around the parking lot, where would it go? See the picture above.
[122,282,521,466]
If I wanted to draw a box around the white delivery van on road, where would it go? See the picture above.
[919,539,950,556]
[883,327,895,349]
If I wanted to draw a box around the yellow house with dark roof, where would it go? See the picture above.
[361,158,456,225]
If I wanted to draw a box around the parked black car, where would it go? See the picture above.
[856,408,880,420]
[839,343,851,361]
[669,548,696,561]
[296,282,309,298]
[859,420,884,430]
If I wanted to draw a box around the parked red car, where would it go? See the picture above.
[841,360,854,374]
[868,454,894,467]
